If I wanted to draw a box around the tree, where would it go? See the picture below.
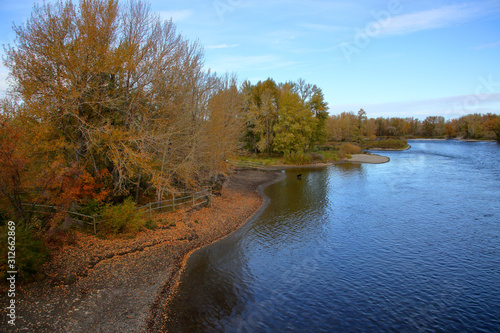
[241,79,278,154]
[202,74,244,181]
[241,79,325,155]
[422,116,445,137]
[3,0,243,207]
[273,83,315,154]
[0,101,69,225]
[297,79,329,144]
[481,114,500,140]
[356,108,367,142]
[445,119,457,138]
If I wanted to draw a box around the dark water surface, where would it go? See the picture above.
[162,140,500,332]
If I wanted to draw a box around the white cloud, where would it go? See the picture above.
[474,41,500,50]
[158,9,193,22]
[369,3,495,37]
[329,93,500,119]
[300,23,350,33]
[206,44,239,49]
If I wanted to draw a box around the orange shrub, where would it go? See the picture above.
[339,143,362,156]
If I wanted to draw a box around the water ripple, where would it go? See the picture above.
[162,141,500,332]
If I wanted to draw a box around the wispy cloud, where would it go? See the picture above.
[206,55,297,73]
[474,41,500,50]
[206,44,239,50]
[373,3,495,37]
[262,30,298,45]
[158,9,193,22]
[300,23,350,33]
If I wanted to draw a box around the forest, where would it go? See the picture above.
[0,0,499,280]
[327,110,500,142]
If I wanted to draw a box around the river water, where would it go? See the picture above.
[161,140,500,332]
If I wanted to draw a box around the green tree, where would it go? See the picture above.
[273,83,315,154]
[241,79,278,154]
[241,78,326,155]
[297,79,329,144]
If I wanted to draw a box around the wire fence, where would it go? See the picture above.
[21,187,212,234]
[137,187,212,218]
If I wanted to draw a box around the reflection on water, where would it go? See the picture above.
[336,161,364,173]
[160,140,500,332]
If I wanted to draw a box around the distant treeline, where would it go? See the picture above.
[327,110,500,142]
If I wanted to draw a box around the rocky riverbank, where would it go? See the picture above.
[0,170,284,333]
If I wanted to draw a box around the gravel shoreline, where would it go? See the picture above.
[0,170,284,333]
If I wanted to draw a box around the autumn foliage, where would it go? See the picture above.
[241,78,328,155]
[327,111,500,141]
[1,0,243,229]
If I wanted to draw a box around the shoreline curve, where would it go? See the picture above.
[145,170,285,331]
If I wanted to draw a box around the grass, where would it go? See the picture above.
[312,150,340,162]
[284,151,312,165]
[236,154,283,165]
[234,149,342,166]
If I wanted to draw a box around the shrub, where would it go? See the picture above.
[310,152,326,163]
[284,151,312,165]
[0,224,50,283]
[364,139,408,149]
[339,143,362,155]
[338,143,362,158]
[77,198,103,216]
[144,218,158,230]
[99,198,145,236]
[317,151,339,162]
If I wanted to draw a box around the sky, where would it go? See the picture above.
[1,0,500,119]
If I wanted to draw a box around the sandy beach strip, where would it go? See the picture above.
[344,154,390,164]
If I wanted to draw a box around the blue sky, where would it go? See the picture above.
[1,0,500,119]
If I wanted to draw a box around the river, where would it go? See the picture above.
[160,140,500,332]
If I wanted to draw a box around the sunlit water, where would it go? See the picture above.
[160,140,500,332]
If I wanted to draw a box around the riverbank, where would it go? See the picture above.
[284,153,390,167]
[0,170,284,333]
[368,145,411,151]
[240,152,391,170]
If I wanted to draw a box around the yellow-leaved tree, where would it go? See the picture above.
[4,0,244,209]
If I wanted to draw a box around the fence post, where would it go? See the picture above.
[149,202,152,219]
[192,192,195,206]
[93,216,96,235]
[172,194,175,212]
